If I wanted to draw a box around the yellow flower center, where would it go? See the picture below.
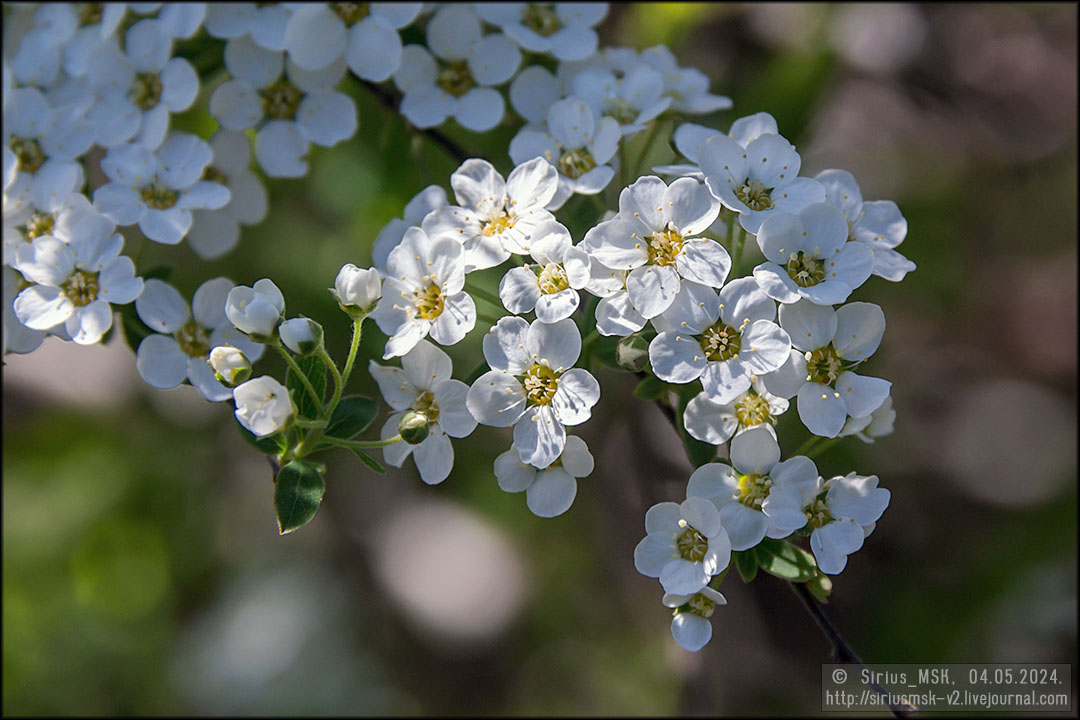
[20,211,55,240]
[676,525,708,562]
[522,4,562,36]
[805,345,844,386]
[557,148,596,179]
[62,269,100,307]
[130,71,163,110]
[699,321,741,362]
[603,97,638,125]
[260,78,303,120]
[523,363,559,405]
[436,61,476,98]
[413,283,445,320]
[646,227,683,267]
[686,592,717,618]
[331,2,369,25]
[536,263,569,295]
[175,320,211,358]
[202,165,228,186]
[804,497,832,529]
[140,181,179,210]
[410,390,440,422]
[735,178,774,211]
[80,2,104,25]
[9,137,45,174]
[785,250,825,287]
[737,473,772,510]
[734,391,774,428]
[482,212,515,237]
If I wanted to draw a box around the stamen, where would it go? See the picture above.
[699,321,741,362]
[646,225,683,267]
[521,3,562,36]
[523,364,560,405]
[557,148,596,179]
[61,270,100,307]
[735,178,774,211]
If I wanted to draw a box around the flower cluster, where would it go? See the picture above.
[3,1,915,664]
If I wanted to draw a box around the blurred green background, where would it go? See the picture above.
[3,3,1077,715]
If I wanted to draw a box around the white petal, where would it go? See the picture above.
[369,361,419,411]
[428,291,475,346]
[432,379,476,438]
[297,90,357,146]
[136,334,188,388]
[729,425,781,475]
[551,368,599,426]
[526,467,577,517]
[660,558,709,595]
[139,207,192,245]
[400,338,453,388]
[284,6,346,70]
[13,285,73,329]
[526,317,581,371]
[626,264,680,319]
[835,372,891,419]
[499,266,541,314]
[797,382,847,438]
[778,300,837,352]
[345,15,402,82]
[255,121,308,177]
[594,292,646,336]
[513,405,566,469]
[670,613,712,652]
[413,428,454,484]
[684,394,736,445]
[466,370,526,427]
[717,503,768,551]
[675,237,731,288]
[135,278,188,332]
[634,532,676,578]
[534,288,579,323]
[494,447,536,493]
[649,332,707,384]
[833,302,885,361]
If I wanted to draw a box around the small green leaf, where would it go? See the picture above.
[325,395,378,439]
[589,335,621,368]
[285,354,326,419]
[754,538,818,582]
[733,549,758,582]
[348,447,386,474]
[633,374,667,401]
[274,460,326,534]
[235,417,287,454]
[616,334,651,372]
[807,571,833,603]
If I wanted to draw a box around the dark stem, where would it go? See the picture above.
[359,79,484,165]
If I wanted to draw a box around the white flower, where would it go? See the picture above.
[279,316,322,355]
[187,130,268,261]
[233,375,295,437]
[373,185,447,273]
[421,157,559,271]
[392,5,520,132]
[815,168,916,282]
[209,37,357,177]
[685,427,818,550]
[225,277,285,339]
[92,134,231,245]
[84,18,199,149]
[209,345,252,387]
[752,203,875,306]
[509,97,620,210]
[839,393,895,443]
[284,2,420,77]
[497,220,590,323]
[766,299,891,438]
[633,497,731,595]
[474,3,608,61]
[4,187,111,269]
[13,231,143,345]
[579,258,647,337]
[371,226,475,358]
[135,277,265,401]
[662,586,727,652]
[640,44,732,115]
[766,472,890,575]
[649,279,791,404]
[582,175,728,319]
[698,117,826,235]
[370,339,477,485]
[571,62,671,136]
[466,317,600,469]
[493,435,594,517]
[333,264,382,314]
[683,378,789,446]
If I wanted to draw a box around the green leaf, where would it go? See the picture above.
[754,538,818,582]
[235,418,287,454]
[325,395,378,439]
[348,447,386,474]
[733,549,758,582]
[633,374,667,401]
[274,460,326,534]
[807,571,833,603]
[285,354,326,420]
[589,335,621,368]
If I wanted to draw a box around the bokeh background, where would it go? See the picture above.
[3,3,1077,715]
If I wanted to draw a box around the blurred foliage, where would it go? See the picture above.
[3,2,1077,716]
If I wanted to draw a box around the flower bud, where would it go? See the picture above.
[333,264,382,316]
[398,409,430,445]
[233,375,295,437]
[208,345,251,387]
[616,334,650,372]
[279,316,323,356]
[226,278,285,341]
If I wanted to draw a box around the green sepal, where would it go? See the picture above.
[807,571,833,603]
[324,395,378,440]
[348,447,386,474]
[733,549,758,582]
[285,354,326,420]
[235,418,287,454]
[754,538,818,582]
[273,460,326,534]
[633,374,667,401]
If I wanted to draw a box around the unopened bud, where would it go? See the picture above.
[333,264,382,317]
[616,334,650,372]
[279,316,323,356]
[209,345,252,387]
[398,410,430,445]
